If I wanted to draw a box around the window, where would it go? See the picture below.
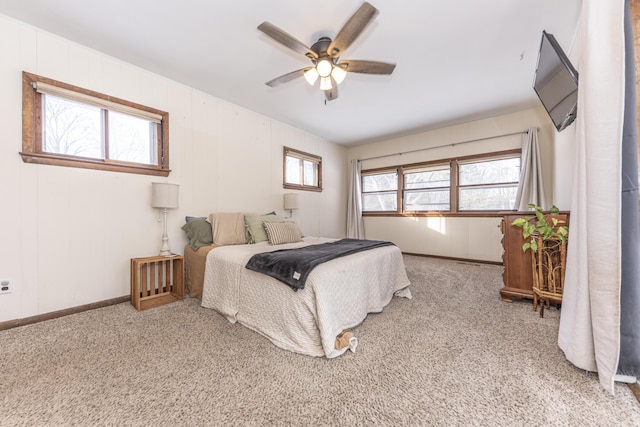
[362,170,398,211]
[362,150,521,215]
[21,72,170,176]
[403,165,450,212]
[283,147,322,191]
[458,156,521,210]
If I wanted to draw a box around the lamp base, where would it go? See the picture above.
[159,235,172,257]
[158,208,172,257]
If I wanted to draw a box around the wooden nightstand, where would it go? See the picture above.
[130,255,184,311]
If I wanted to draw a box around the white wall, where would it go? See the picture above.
[347,107,559,262]
[0,15,347,322]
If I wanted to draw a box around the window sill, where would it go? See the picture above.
[363,211,520,218]
[20,152,170,177]
[283,184,323,192]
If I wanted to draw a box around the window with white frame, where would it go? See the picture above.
[283,147,322,191]
[362,170,398,212]
[457,156,521,211]
[403,164,451,212]
[21,72,170,176]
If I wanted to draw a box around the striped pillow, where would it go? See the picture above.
[286,220,304,238]
[263,221,303,245]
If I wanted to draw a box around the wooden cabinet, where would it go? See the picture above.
[500,214,534,301]
[499,213,569,302]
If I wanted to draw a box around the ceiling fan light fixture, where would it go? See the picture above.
[303,68,319,85]
[258,2,395,101]
[331,66,347,84]
[319,76,333,91]
[316,59,333,77]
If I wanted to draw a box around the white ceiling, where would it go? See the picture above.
[0,0,582,146]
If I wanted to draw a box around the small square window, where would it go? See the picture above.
[283,147,322,192]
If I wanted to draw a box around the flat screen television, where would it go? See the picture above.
[533,31,579,132]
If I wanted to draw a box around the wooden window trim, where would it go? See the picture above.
[283,146,323,192]
[21,71,170,177]
[451,160,460,213]
[362,149,521,216]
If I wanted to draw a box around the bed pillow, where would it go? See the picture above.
[208,212,248,245]
[181,218,213,250]
[245,214,285,244]
[286,220,304,238]
[263,221,303,245]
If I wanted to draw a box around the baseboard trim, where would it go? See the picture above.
[402,252,503,266]
[0,295,131,331]
[629,382,640,404]
[1,255,500,331]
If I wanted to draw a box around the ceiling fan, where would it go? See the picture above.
[257,2,396,101]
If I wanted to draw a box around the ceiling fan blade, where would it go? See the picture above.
[266,68,309,87]
[328,2,379,57]
[337,59,396,75]
[258,22,318,59]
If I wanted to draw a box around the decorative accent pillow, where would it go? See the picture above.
[286,220,304,238]
[181,218,213,250]
[245,214,285,243]
[208,212,248,245]
[263,221,303,245]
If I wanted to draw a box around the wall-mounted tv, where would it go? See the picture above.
[533,31,579,132]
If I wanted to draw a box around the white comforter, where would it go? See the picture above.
[200,237,412,358]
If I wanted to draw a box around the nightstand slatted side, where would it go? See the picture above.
[130,255,184,311]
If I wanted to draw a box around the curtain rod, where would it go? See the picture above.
[358,128,535,162]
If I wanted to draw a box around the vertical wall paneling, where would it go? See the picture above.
[347,108,557,262]
[0,14,346,322]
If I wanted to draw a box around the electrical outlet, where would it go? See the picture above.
[0,279,11,294]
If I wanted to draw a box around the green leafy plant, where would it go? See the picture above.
[511,204,569,252]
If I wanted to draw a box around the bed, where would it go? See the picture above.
[182,212,412,358]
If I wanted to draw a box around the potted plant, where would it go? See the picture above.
[511,204,569,317]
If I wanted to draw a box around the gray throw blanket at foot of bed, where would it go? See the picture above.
[245,238,395,291]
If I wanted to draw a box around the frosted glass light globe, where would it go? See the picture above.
[316,59,332,77]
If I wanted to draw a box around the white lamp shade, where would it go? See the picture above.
[151,183,179,208]
[319,76,333,91]
[304,68,319,85]
[283,193,299,210]
[331,66,347,84]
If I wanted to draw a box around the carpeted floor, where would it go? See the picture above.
[1,255,638,426]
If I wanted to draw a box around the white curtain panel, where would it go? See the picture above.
[346,159,365,239]
[514,127,547,210]
[558,0,626,394]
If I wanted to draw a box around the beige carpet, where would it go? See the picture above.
[1,255,638,426]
